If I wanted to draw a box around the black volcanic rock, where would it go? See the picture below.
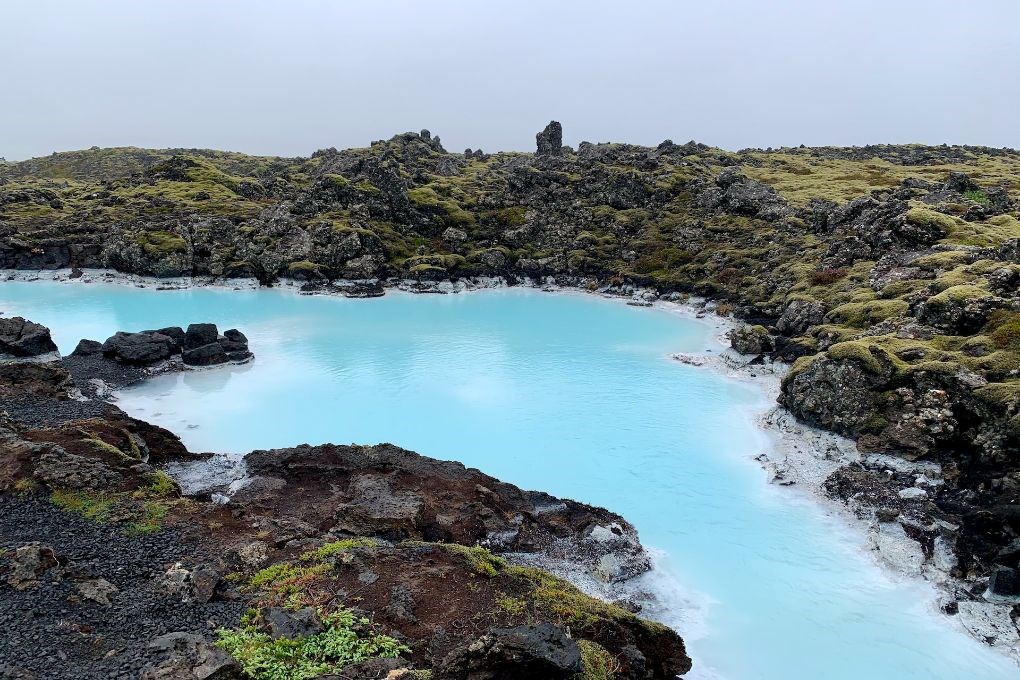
[182,341,228,366]
[0,317,58,357]
[184,323,218,350]
[536,121,563,156]
[437,623,582,679]
[101,331,177,364]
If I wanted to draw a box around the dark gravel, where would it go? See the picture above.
[1,394,111,429]
[0,495,244,679]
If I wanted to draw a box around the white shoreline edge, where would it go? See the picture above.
[4,267,1019,670]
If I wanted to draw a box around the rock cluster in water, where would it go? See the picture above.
[0,317,690,679]
[87,323,252,366]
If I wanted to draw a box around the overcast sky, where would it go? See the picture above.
[2,1,1018,160]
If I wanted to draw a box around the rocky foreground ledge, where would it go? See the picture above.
[0,317,690,679]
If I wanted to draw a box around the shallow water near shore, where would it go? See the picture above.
[3,279,1016,680]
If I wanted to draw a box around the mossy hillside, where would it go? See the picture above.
[3,137,1018,429]
[741,150,1020,205]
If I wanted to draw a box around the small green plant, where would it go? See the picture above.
[216,607,408,679]
[576,639,621,680]
[133,471,177,499]
[963,189,989,205]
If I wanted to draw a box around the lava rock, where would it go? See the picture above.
[776,299,826,336]
[101,331,177,364]
[182,342,228,366]
[436,623,582,680]
[536,121,564,156]
[70,338,103,356]
[263,606,323,640]
[6,543,64,590]
[0,317,58,357]
[184,323,219,350]
[141,632,244,680]
[728,324,774,355]
[988,566,1019,597]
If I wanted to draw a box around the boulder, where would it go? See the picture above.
[728,324,774,355]
[0,317,58,357]
[184,323,219,350]
[182,342,228,367]
[6,544,64,590]
[77,578,118,606]
[154,326,186,348]
[263,607,323,639]
[219,329,248,352]
[780,354,890,437]
[101,331,176,364]
[160,563,222,604]
[70,338,103,356]
[988,566,1019,597]
[141,632,243,680]
[436,623,582,680]
[776,299,826,336]
[536,121,564,156]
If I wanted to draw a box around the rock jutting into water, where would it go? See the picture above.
[0,318,691,679]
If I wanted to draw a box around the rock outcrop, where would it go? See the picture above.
[0,317,58,358]
[536,120,564,156]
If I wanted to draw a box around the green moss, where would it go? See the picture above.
[300,538,375,562]
[576,639,620,680]
[133,471,177,498]
[911,250,973,270]
[216,607,408,680]
[487,206,527,226]
[126,501,170,535]
[82,437,128,458]
[905,207,957,235]
[137,230,187,257]
[826,299,908,328]
[927,284,991,307]
[435,544,505,577]
[287,260,321,274]
[495,594,528,616]
[247,562,322,593]
[973,381,1020,411]
[407,186,474,225]
[989,312,1020,352]
[50,489,116,522]
[826,341,890,375]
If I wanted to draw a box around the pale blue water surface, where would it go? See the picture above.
[2,280,1016,680]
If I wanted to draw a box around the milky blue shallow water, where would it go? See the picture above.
[3,280,1016,680]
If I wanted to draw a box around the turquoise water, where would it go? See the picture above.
[3,280,1016,680]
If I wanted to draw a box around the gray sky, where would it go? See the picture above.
[2,0,1018,160]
